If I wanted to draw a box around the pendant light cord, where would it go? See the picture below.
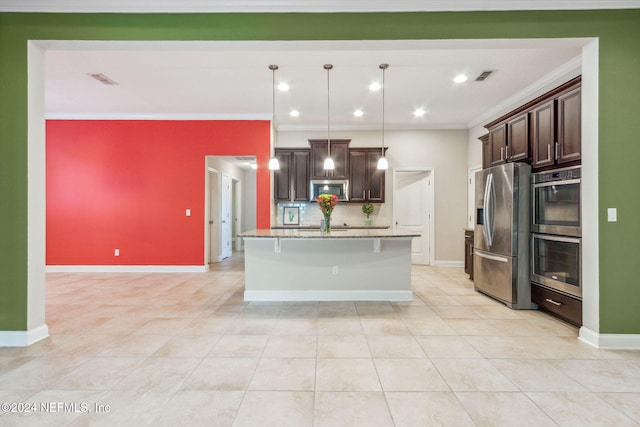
[380,64,388,158]
[269,65,278,153]
[324,64,333,159]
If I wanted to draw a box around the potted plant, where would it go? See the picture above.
[362,203,374,226]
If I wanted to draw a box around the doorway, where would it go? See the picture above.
[207,164,246,264]
[393,168,434,265]
[17,38,600,348]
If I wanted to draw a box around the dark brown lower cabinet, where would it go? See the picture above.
[531,283,582,327]
[464,229,474,280]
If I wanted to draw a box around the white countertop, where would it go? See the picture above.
[240,229,420,239]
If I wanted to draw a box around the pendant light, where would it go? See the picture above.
[323,64,335,170]
[267,64,280,171]
[377,64,389,170]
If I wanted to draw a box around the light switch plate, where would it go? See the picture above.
[607,208,617,222]
[186,209,191,217]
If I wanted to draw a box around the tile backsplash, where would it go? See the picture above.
[275,202,385,227]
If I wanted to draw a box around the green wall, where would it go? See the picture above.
[1,10,639,334]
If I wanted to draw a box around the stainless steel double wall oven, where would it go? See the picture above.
[530,166,582,299]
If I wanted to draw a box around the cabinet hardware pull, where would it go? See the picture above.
[500,146,504,160]
[545,298,562,306]
[363,190,365,199]
[547,143,551,161]
[506,145,510,159]
[368,190,371,199]
[554,142,558,160]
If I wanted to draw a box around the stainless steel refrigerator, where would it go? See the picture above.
[474,162,536,309]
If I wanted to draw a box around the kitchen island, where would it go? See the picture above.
[239,229,420,301]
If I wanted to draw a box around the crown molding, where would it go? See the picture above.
[45,113,271,121]
[467,55,582,129]
[1,0,639,13]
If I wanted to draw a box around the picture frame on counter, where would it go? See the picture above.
[283,207,299,225]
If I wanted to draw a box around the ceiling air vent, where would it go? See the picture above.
[475,70,495,82]
[87,73,118,85]
[235,156,256,161]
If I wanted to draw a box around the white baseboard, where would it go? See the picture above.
[579,326,640,349]
[0,324,49,347]
[244,290,413,302]
[434,260,464,268]
[46,265,209,273]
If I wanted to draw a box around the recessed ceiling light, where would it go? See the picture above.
[453,74,468,83]
[369,82,382,91]
[277,82,289,92]
[353,109,364,117]
[289,110,300,117]
[413,108,426,117]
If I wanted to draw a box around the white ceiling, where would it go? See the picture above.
[45,39,587,132]
[10,0,610,170]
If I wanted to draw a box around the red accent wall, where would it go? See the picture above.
[46,120,270,265]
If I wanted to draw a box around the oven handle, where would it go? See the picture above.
[532,233,581,244]
[533,178,581,188]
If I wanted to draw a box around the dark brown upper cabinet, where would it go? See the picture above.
[349,149,386,203]
[557,87,581,165]
[506,113,529,162]
[484,76,581,171]
[488,124,507,166]
[309,139,350,180]
[531,99,556,168]
[273,148,310,202]
[480,133,491,170]
[531,85,582,169]
[487,113,529,167]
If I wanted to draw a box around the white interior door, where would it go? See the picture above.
[220,173,232,260]
[232,179,240,251]
[208,169,220,264]
[395,170,432,265]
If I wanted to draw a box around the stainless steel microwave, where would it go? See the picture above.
[310,180,349,201]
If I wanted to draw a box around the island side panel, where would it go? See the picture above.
[243,237,412,301]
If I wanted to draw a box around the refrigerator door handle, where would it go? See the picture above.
[483,173,494,247]
[474,250,508,263]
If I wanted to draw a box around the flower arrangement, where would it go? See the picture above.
[315,193,338,233]
[316,193,339,216]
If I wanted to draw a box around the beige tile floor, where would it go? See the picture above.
[1,254,639,426]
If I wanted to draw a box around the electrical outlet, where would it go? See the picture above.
[332,266,339,275]
[114,249,120,256]
[186,209,191,217]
